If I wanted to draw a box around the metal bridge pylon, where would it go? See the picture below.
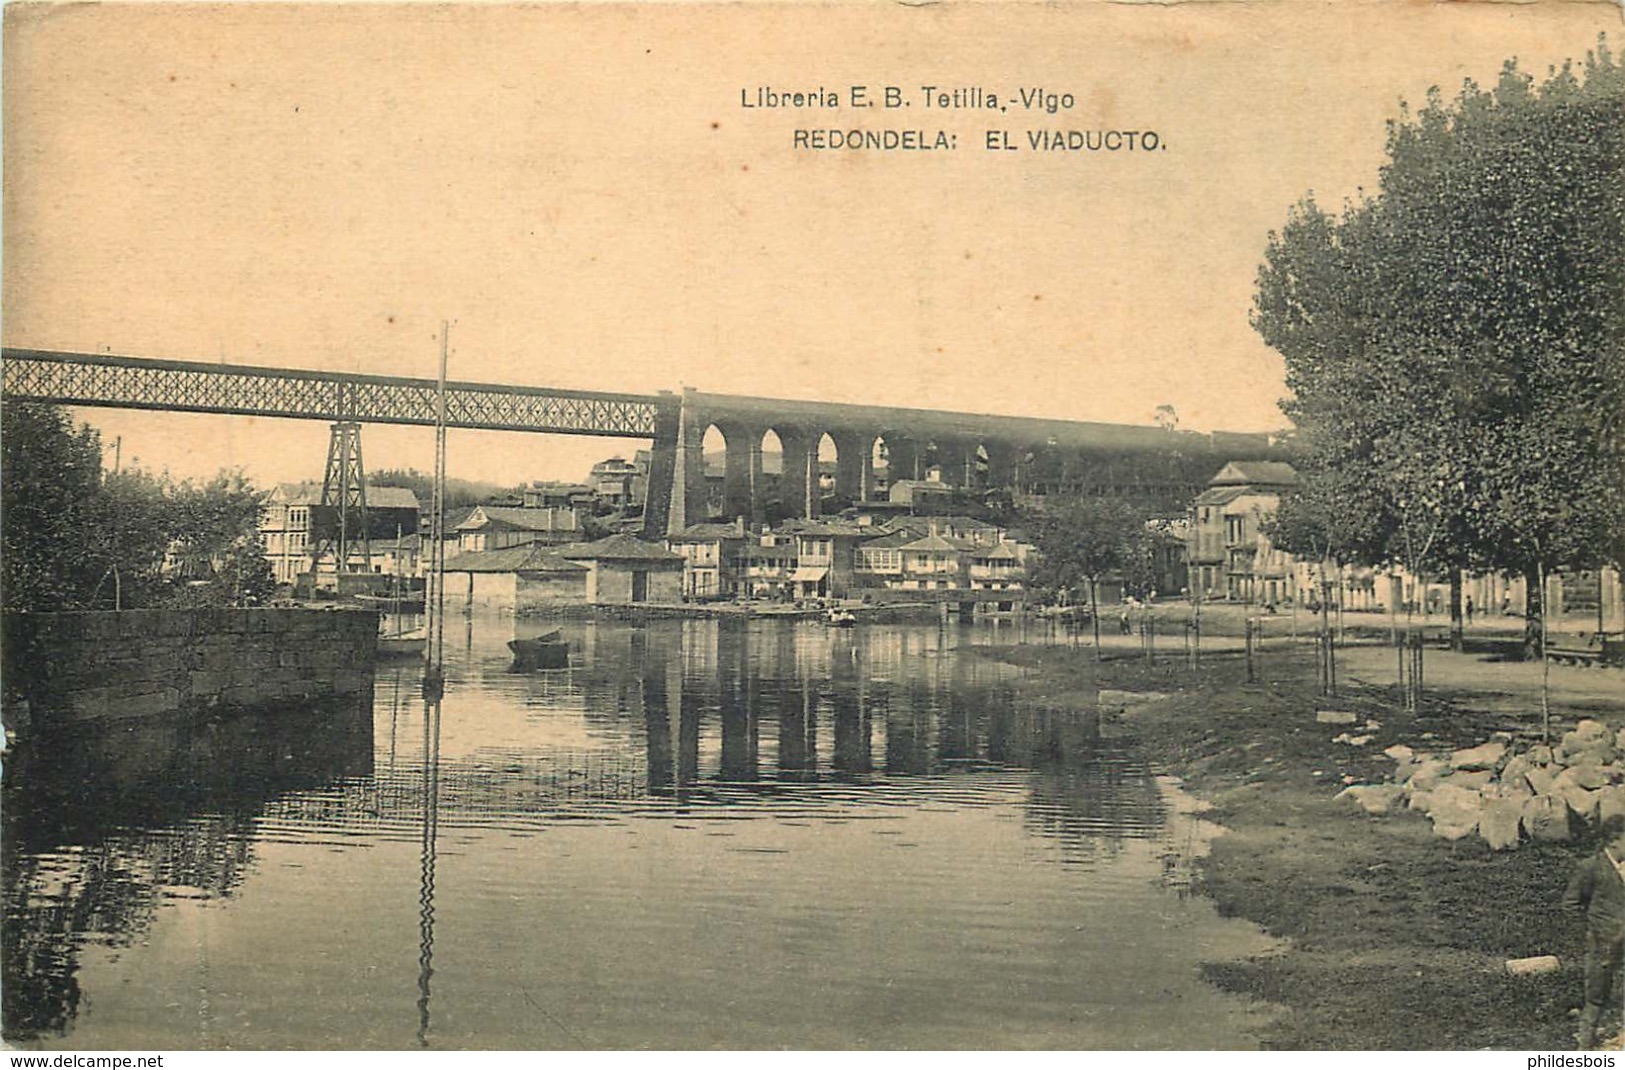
[315,420,371,578]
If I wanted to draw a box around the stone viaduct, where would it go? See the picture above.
[656,388,1273,534]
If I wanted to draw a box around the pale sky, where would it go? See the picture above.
[4,1,1618,489]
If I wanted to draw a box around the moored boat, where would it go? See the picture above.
[509,630,569,670]
[378,628,428,658]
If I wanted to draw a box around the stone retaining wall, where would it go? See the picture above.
[2,608,378,732]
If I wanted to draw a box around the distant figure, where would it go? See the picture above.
[1119,604,1132,635]
[1562,815,1625,1049]
[1502,593,1512,616]
[1465,596,1475,626]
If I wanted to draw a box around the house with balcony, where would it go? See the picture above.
[261,482,421,585]
[897,532,972,591]
[967,543,1025,598]
[1189,460,1297,602]
[776,519,869,599]
[855,529,912,586]
[741,532,797,600]
[588,455,647,511]
[665,520,748,601]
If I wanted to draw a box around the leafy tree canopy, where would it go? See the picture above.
[1026,494,1153,596]
[1255,40,1625,587]
[2,404,274,611]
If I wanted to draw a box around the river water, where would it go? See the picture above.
[3,617,1277,1049]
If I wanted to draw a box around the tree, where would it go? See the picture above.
[161,473,276,606]
[1,404,274,611]
[1,403,108,610]
[1028,495,1147,657]
[1253,40,1625,657]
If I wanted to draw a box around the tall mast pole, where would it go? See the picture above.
[424,322,450,698]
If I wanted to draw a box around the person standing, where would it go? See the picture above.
[1563,816,1625,1049]
[1466,595,1475,626]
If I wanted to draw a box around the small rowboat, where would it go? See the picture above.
[378,628,428,658]
[509,630,569,670]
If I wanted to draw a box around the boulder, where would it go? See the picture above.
[1432,810,1480,842]
[1408,790,1435,814]
[1573,719,1612,743]
[1450,770,1495,791]
[1427,783,1483,840]
[1559,722,1615,766]
[1525,765,1559,797]
[1452,741,1506,771]
[1598,785,1625,826]
[1336,783,1406,815]
[1406,759,1454,793]
[1558,764,1612,791]
[1316,710,1359,726]
[1505,955,1561,976]
[1522,794,1575,843]
[1560,743,1616,770]
[1526,745,1555,766]
[1485,778,1534,802]
[1556,783,1602,822]
[1384,744,1416,763]
[1479,798,1525,851]
[1500,755,1536,791]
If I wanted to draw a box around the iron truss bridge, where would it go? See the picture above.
[0,349,671,438]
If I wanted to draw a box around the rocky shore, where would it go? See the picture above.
[975,640,1625,1050]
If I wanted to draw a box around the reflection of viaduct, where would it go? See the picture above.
[1,350,1274,537]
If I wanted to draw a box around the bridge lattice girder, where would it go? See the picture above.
[0,349,669,438]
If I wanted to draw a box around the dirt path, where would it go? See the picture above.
[974,640,1625,1050]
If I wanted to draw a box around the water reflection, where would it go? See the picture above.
[3,618,1268,1050]
[416,698,442,1048]
[2,699,373,1041]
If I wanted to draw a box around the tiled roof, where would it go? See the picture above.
[898,533,965,554]
[273,482,420,510]
[372,532,423,553]
[1208,460,1299,488]
[558,534,683,562]
[457,506,575,532]
[859,530,917,549]
[668,523,748,542]
[443,544,586,574]
[778,519,868,537]
[1194,485,1252,507]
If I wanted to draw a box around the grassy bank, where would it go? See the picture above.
[972,639,1625,1050]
